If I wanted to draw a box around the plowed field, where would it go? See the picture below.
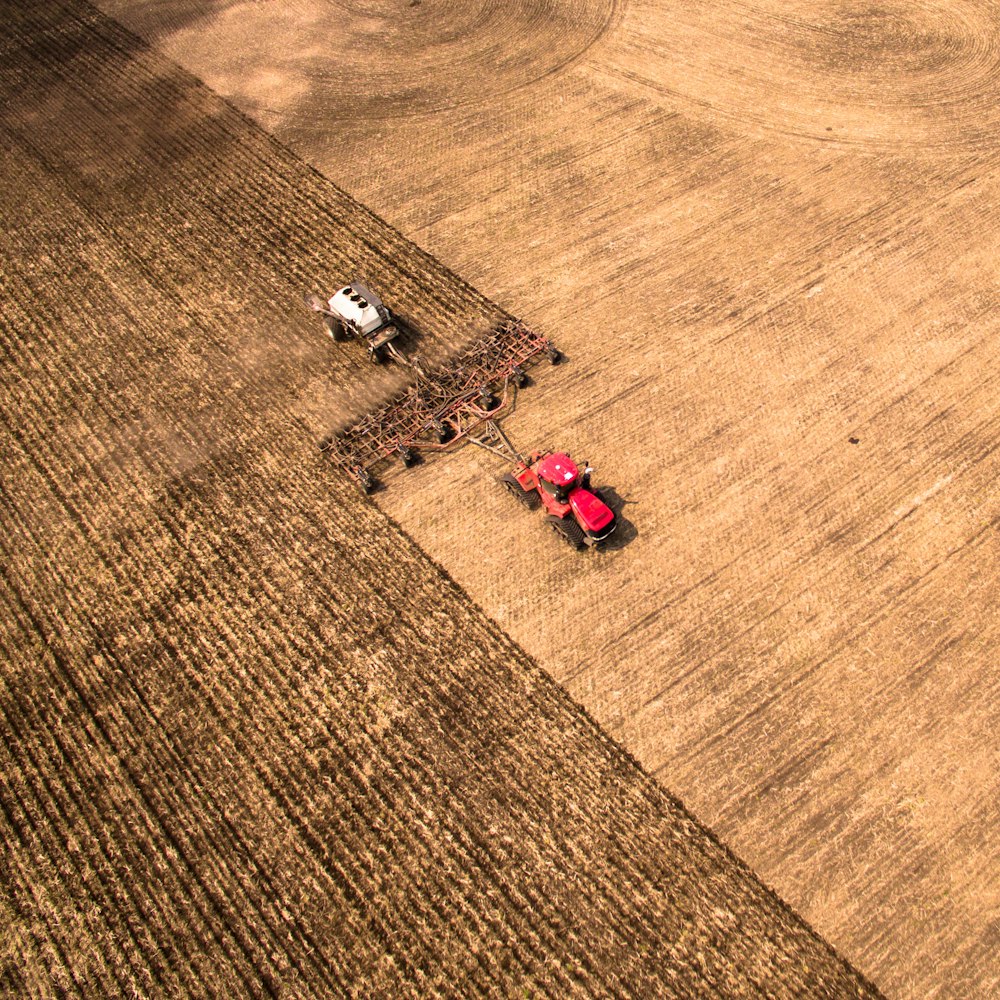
[1,2,880,997]
[94,1,1000,997]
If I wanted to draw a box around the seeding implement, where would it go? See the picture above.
[322,319,559,492]
[305,281,417,367]
[321,317,616,548]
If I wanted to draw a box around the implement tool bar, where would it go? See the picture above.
[324,320,555,489]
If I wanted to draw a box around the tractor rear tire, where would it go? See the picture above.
[324,316,347,341]
[502,474,541,510]
[547,514,585,549]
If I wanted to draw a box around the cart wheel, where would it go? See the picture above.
[547,346,562,365]
[478,386,496,409]
[399,447,418,467]
[431,420,451,444]
[324,315,347,341]
[513,367,530,388]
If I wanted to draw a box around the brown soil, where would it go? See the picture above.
[0,2,880,997]
[92,0,1000,996]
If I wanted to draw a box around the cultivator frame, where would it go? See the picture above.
[322,320,558,492]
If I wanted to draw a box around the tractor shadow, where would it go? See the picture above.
[594,485,638,551]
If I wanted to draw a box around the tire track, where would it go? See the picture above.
[594,0,1000,152]
[0,2,881,996]
[98,0,621,121]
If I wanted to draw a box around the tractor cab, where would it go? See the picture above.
[535,452,580,505]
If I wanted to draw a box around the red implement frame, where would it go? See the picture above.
[323,320,555,490]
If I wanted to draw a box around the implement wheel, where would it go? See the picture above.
[546,514,585,549]
[502,474,541,510]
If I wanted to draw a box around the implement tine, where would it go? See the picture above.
[325,320,555,485]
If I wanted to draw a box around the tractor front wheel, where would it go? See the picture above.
[546,514,585,549]
[502,474,541,510]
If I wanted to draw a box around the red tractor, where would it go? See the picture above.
[465,421,616,549]
[501,448,617,549]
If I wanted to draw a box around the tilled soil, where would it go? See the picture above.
[92,1,1000,996]
[0,2,879,997]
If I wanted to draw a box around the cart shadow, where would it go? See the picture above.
[594,485,638,551]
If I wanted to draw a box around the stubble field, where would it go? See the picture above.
[92,1,1000,996]
[1,2,886,996]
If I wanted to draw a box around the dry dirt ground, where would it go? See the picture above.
[92,1,1000,997]
[0,2,882,997]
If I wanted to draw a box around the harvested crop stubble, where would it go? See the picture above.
[137,2,1000,996]
[1,1,878,997]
